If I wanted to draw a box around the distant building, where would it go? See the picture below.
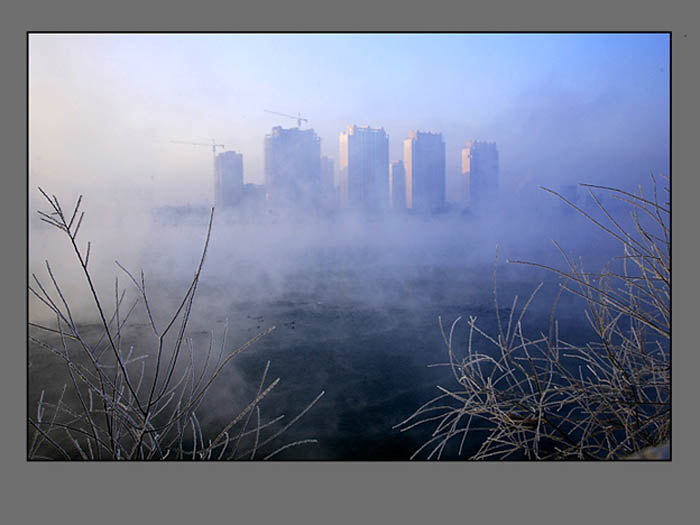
[339,125,390,210]
[462,141,498,212]
[264,126,322,210]
[214,151,244,208]
[209,182,267,223]
[389,160,406,210]
[403,130,446,211]
[152,204,211,226]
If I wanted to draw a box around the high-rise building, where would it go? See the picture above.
[403,130,446,211]
[339,125,390,210]
[462,141,499,212]
[214,150,244,208]
[389,160,406,210]
[264,126,321,210]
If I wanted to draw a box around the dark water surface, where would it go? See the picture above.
[29,215,610,460]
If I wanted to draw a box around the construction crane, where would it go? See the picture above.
[171,139,226,157]
[170,139,226,201]
[264,109,308,128]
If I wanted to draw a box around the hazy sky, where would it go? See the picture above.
[29,33,669,206]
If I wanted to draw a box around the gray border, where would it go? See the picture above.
[4,1,695,523]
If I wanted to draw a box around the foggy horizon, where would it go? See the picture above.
[29,33,669,209]
[28,32,670,461]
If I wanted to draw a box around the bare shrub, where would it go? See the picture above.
[28,189,324,460]
[396,175,670,460]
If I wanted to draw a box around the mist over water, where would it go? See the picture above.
[29,193,628,459]
[30,187,621,328]
[28,32,669,459]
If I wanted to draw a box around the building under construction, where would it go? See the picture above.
[264,126,322,211]
[214,150,244,208]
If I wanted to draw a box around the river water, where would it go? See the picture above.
[28,211,613,459]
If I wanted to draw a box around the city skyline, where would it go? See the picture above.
[212,124,495,215]
[29,33,669,209]
[27,31,672,465]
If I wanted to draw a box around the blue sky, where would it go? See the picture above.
[29,33,669,206]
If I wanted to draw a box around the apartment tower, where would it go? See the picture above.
[264,126,322,210]
[403,130,446,211]
[214,150,244,208]
[462,141,499,212]
[339,125,390,210]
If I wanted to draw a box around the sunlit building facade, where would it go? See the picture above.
[403,130,446,211]
[339,125,390,210]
